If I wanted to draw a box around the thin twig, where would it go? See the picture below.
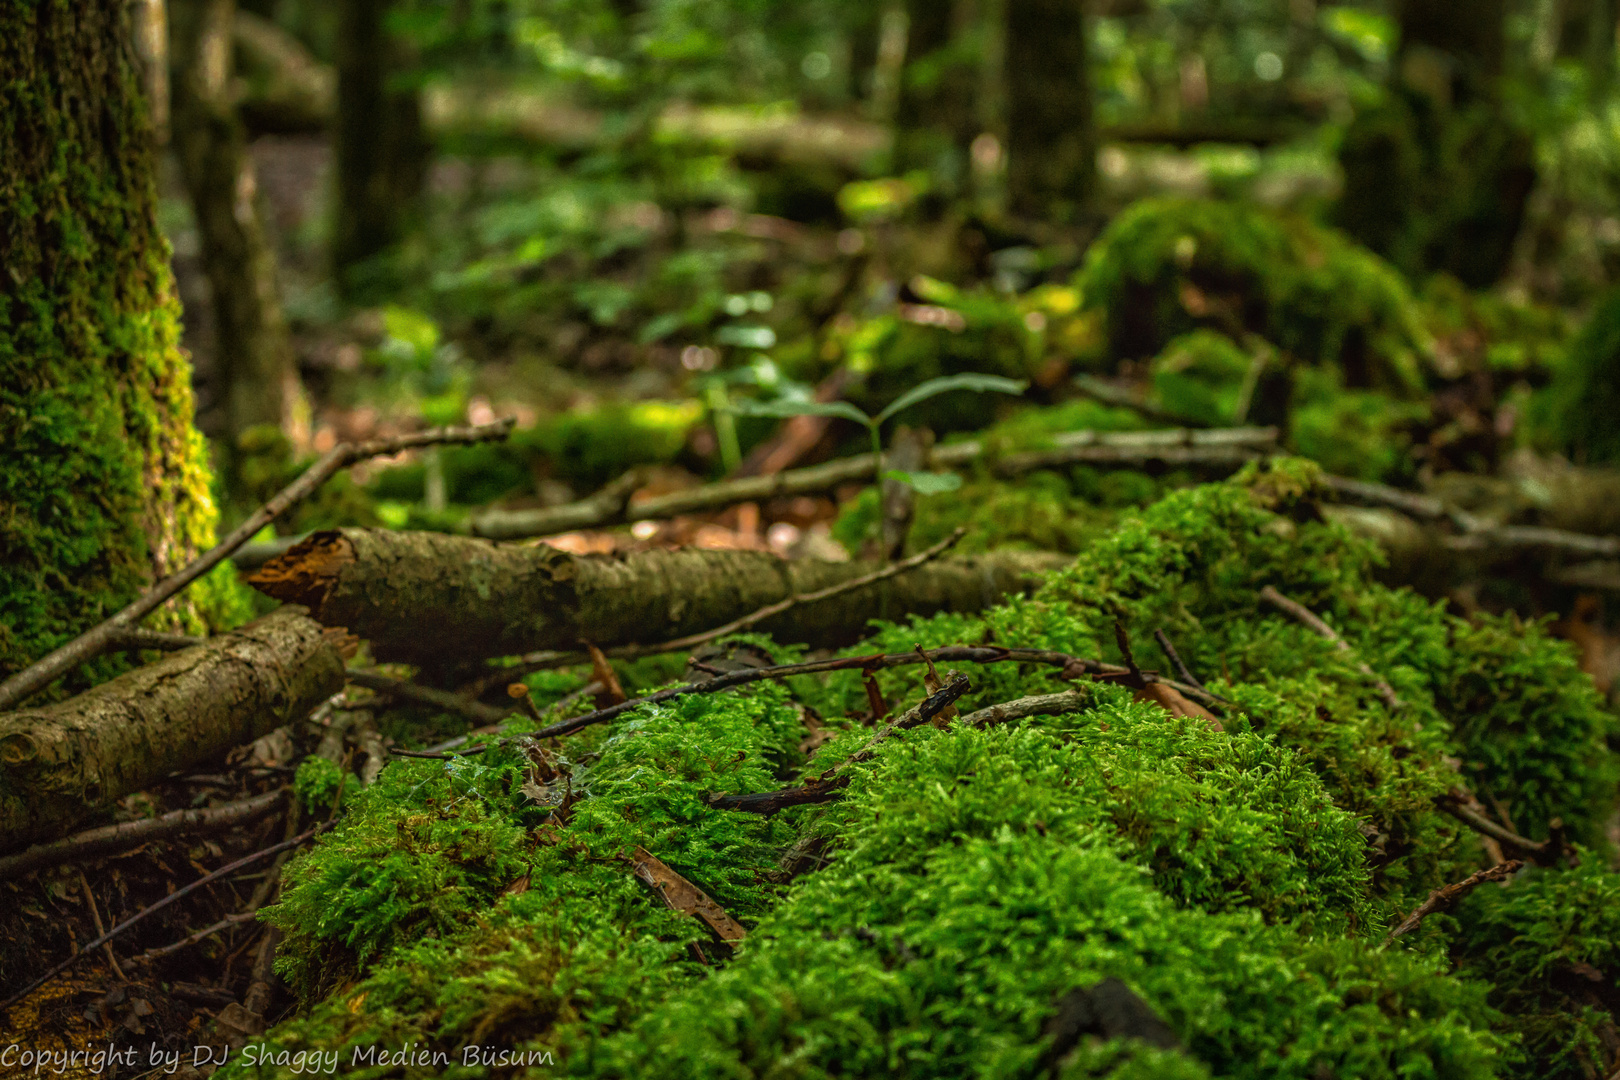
[77,870,127,982]
[0,789,287,880]
[123,911,261,967]
[344,669,510,725]
[1438,794,1567,866]
[708,675,971,814]
[1258,585,1402,711]
[0,825,326,1013]
[513,645,1218,745]
[1153,630,1206,693]
[0,419,516,711]
[1385,861,1523,941]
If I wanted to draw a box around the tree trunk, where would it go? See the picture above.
[894,0,978,192]
[332,0,426,293]
[1335,0,1535,286]
[1004,0,1094,222]
[248,530,1066,666]
[170,0,304,452]
[0,0,223,694]
[0,607,344,850]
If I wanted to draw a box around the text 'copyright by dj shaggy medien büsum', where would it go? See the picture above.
[0,1041,555,1075]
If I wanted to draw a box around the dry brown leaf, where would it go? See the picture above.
[913,645,958,727]
[1133,682,1221,731]
[630,846,746,944]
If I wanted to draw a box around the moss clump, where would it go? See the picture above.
[579,714,1500,1079]
[1549,287,1620,466]
[0,3,227,692]
[1452,859,1620,1080]
[1076,198,1432,396]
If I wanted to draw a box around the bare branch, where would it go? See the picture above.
[1385,861,1523,941]
[0,418,516,711]
[1259,585,1402,711]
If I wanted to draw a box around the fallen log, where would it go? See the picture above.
[0,608,345,850]
[467,425,1278,541]
[248,529,1066,666]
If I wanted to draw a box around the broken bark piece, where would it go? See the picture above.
[630,847,747,945]
[249,528,1064,665]
[0,608,344,850]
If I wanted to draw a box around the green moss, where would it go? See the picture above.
[1453,859,1620,1079]
[1550,287,1620,465]
[1076,198,1432,396]
[0,1,224,691]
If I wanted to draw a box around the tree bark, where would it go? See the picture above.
[1004,0,1094,222]
[1335,0,1534,286]
[0,0,222,693]
[333,0,427,292]
[894,0,978,190]
[170,0,304,450]
[0,608,345,850]
[248,529,1066,665]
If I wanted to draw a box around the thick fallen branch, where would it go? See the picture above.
[249,529,1065,666]
[1385,860,1523,942]
[0,419,514,711]
[467,426,1277,540]
[1322,474,1620,560]
[1259,585,1402,711]
[0,789,286,879]
[0,608,345,849]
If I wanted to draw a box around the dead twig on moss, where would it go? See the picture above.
[708,675,970,815]
[1259,585,1402,711]
[0,419,516,711]
[344,669,510,726]
[1385,861,1523,942]
[1438,792,1570,867]
[0,824,327,1014]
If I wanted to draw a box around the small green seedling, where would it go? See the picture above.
[730,373,1027,492]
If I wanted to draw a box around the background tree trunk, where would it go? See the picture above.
[1004,0,1095,223]
[894,0,979,193]
[1335,0,1536,287]
[0,0,224,693]
[169,0,304,455]
[332,0,427,294]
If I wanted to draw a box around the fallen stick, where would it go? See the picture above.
[1385,860,1523,941]
[1258,585,1402,711]
[1322,474,1620,559]
[0,418,515,711]
[0,824,325,1014]
[0,608,345,849]
[466,426,1278,540]
[249,529,1065,666]
[0,789,287,880]
[1438,793,1569,867]
[344,669,511,725]
[125,911,261,967]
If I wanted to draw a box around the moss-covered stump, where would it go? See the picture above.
[0,0,232,695]
[226,462,1620,1079]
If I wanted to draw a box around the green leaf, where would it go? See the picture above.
[874,374,1028,426]
[727,398,873,426]
[885,469,964,495]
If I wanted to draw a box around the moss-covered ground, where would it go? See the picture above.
[221,460,1619,1079]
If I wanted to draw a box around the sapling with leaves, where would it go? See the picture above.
[729,373,1028,494]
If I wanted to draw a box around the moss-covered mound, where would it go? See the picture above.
[226,461,1619,1079]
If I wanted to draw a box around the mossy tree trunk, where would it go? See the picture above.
[1003,0,1095,223]
[0,0,222,692]
[333,0,427,295]
[1335,0,1536,287]
[170,0,304,454]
